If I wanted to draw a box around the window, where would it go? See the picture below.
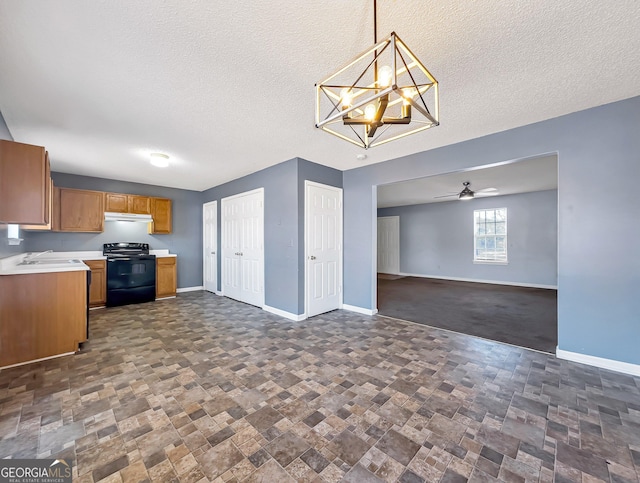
[474,208,507,263]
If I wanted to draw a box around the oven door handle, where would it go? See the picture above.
[108,258,132,261]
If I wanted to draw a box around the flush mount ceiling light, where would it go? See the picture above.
[315,0,439,149]
[149,152,169,168]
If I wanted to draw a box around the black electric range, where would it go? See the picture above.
[103,242,156,307]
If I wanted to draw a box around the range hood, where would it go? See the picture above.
[104,212,153,223]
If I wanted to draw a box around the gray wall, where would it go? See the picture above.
[0,110,24,259]
[25,173,202,288]
[0,110,11,140]
[344,95,640,366]
[378,190,558,287]
[201,158,300,313]
[200,157,343,315]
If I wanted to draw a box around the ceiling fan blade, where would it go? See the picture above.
[433,193,458,199]
[476,187,498,193]
[475,191,499,197]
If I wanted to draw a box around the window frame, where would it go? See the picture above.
[473,207,508,264]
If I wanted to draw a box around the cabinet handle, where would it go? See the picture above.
[309,255,316,260]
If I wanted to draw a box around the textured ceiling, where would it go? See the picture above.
[377,154,558,208]
[0,1,638,191]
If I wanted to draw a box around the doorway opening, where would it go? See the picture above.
[375,154,558,353]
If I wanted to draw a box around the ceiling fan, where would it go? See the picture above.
[434,181,499,201]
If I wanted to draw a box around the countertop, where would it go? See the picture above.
[0,249,177,275]
[0,254,89,275]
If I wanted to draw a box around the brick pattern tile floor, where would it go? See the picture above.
[1,291,639,482]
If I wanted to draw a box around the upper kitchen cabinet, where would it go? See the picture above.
[20,178,54,231]
[149,197,172,234]
[58,188,104,232]
[128,195,151,214]
[105,192,151,214]
[104,192,128,212]
[0,139,51,224]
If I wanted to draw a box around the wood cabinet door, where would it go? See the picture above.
[0,139,49,224]
[128,195,151,214]
[20,177,53,231]
[59,188,104,232]
[156,257,177,298]
[150,198,172,234]
[105,193,128,212]
[52,186,61,231]
[85,260,106,307]
[0,271,86,367]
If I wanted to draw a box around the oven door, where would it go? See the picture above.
[106,257,156,306]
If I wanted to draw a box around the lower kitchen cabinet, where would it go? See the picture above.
[85,259,106,307]
[0,271,87,368]
[156,257,177,298]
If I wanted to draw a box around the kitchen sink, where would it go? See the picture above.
[19,259,82,266]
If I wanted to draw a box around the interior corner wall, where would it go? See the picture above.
[0,109,26,259]
[344,95,640,366]
[25,173,203,289]
[201,158,300,314]
[0,110,12,141]
[297,158,343,314]
[378,190,558,287]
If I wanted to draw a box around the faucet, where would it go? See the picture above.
[24,250,53,262]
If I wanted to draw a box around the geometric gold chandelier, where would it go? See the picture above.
[315,1,439,149]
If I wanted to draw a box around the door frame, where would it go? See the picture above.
[220,187,265,306]
[304,180,343,318]
[202,200,218,294]
[377,215,400,275]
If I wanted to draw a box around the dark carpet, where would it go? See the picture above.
[377,276,557,353]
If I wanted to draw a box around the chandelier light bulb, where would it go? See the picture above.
[378,65,393,87]
[364,103,377,120]
[340,88,353,107]
[402,88,415,105]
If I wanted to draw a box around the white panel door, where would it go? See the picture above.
[239,190,264,307]
[221,189,264,307]
[377,216,400,274]
[222,195,242,301]
[203,201,218,292]
[306,181,343,318]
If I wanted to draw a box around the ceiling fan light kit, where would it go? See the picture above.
[458,182,475,200]
[315,0,439,149]
[433,181,499,201]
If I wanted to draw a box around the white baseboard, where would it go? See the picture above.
[262,305,306,321]
[556,348,640,377]
[398,272,557,290]
[156,295,176,300]
[342,304,378,316]
[177,286,204,293]
[215,290,223,296]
